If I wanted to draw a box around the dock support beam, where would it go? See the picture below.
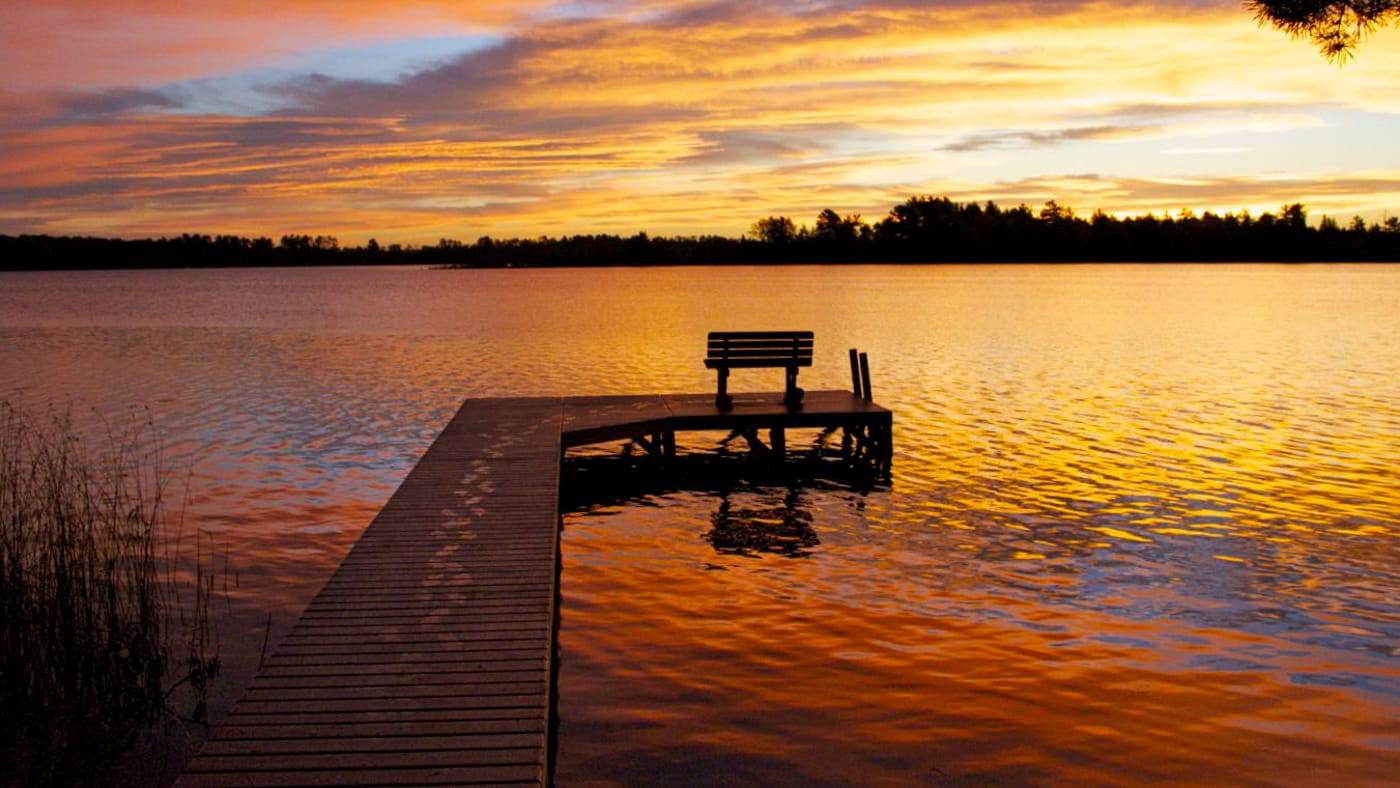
[633,431,676,460]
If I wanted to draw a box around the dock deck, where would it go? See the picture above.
[179,391,891,787]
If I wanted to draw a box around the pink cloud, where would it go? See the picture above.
[0,1,553,90]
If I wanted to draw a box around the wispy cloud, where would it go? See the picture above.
[1162,146,1254,156]
[941,125,1150,152]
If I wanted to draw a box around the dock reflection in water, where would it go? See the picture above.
[564,445,834,560]
[707,487,820,559]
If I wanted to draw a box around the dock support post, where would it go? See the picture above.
[770,426,786,459]
[634,431,677,462]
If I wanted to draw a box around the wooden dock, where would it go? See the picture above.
[179,391,891,787]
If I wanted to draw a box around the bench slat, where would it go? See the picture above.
[708,334,813,342]
[708,342,812,350]
[704,357,813,368]
[708,331,814,341]
[707,345,812,355]
[707,339,814,349]
[706,347,813,358]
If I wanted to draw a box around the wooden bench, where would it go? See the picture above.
[705,331,813,410]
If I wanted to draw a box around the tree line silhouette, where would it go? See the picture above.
[3,196,1398,271]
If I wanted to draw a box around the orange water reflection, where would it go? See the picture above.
[559,480,1395,785]
[2,264,1395,784]
[557,264,1399,785]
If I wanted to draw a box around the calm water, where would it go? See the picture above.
[1,264,1396,785]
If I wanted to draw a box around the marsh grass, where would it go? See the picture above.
[0,401,221,786]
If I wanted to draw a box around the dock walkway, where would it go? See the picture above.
[179,391,891,787]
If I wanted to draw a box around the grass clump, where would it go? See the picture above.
[0,401,220,786]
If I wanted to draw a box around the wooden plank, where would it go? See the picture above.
[705,341,814,352]
[706,330,814,342]
[226,695,545,715]
[188,749,541,771]
[211,707,545,726]
[706,332,814,363]
[560,394,671,448]
[703,356,814,367]
[268,632,548,653]
[660,391,891,436]
[293,609,553,624]
[254,660,546,678]
[179,765,541,787]
[211,718,544,740]
[258,648,547,668]
[249,670,546,689]
[194,734,544,756]
[300,589,555,605]
[239,681,548,702]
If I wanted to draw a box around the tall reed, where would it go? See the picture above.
[0,401,219,785]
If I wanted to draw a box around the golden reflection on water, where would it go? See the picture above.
[557,265,1399,785]
[560,485,1396,785]
[2,264,1396,784]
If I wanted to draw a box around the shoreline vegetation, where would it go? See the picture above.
[0,402,222,787]
[3,196,1398,271]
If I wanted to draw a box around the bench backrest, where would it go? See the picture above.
[706,331,814,368]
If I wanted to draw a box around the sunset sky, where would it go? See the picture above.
[2,0,1398,244]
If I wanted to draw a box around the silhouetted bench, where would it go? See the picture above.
[705,331,813,411]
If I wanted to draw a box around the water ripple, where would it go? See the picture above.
[3,264,1396,785]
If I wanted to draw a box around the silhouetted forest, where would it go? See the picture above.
[3,197,1398,271]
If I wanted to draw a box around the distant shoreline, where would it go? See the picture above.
[4,256,1398,274]
[5,196,1398,271]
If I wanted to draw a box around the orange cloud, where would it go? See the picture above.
[2,2,1399,242]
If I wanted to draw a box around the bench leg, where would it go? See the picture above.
[716,367,732,410]
[784,367,804,408]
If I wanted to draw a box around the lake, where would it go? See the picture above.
[1,263,1396,785]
